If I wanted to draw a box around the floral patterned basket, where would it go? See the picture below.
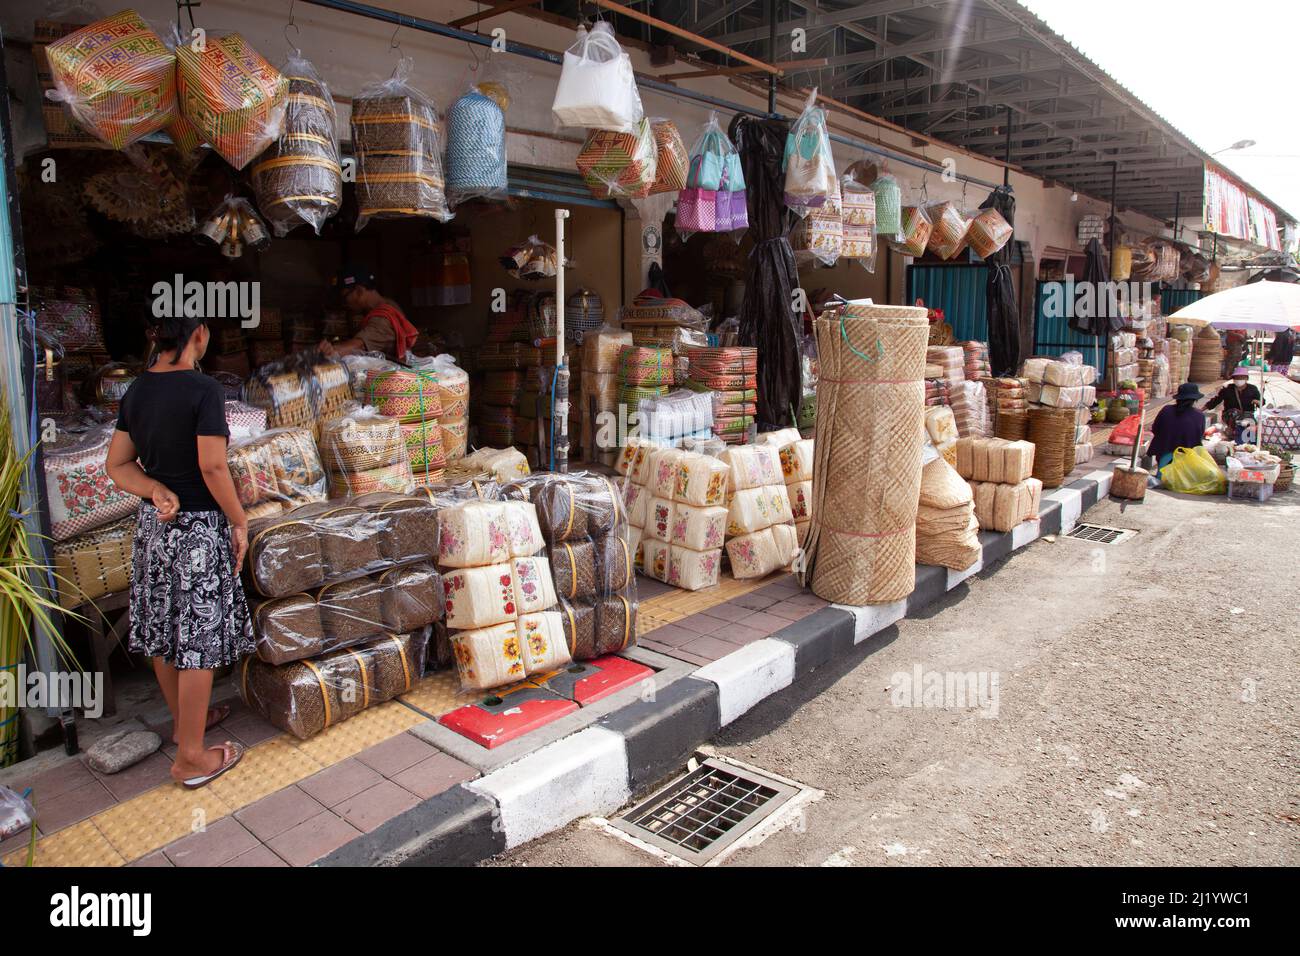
[44,425,140,541]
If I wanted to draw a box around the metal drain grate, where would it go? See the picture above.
[1067,523,1137,544]
[612,758,798,864]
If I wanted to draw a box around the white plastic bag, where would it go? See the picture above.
[0,785,35,841]
[552,22,644,131]
[782,90,837,214]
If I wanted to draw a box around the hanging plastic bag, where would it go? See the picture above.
[44,9,178,150]
[552,21,644,131]
[872,172,902,235]
[782,90,836,214]
[195,195,272,258]
[176,31,287,170]
[679,114,745,236]
[499,235,559,280]
[790,174,842,266]
[839,172,876,271]
[251,51,341,236]
[351,59,452,230]
[1160,446,1226,495]
[446,84,508,206]
[648,119,688,194]
[576,118,658,199]
[887,203,933,257]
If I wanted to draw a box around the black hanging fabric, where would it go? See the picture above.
[980,186,1020,376]
[729,112,799,428]
[1068,237,1122,337]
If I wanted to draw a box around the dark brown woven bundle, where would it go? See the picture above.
[359,493,439,563]
[549,538,598,600]
[536,480,589,542]
[593,593,637,656]
[351,93,448,221]
[253,594,325,665]
[594,531,634,593]
[379,562,442,632]
[316,576,385,644]
[247,513,324,597]
[312,505,382,578]
[1028,406,1076,488]
[557,597,598,660]
[251,71,341,235]
[239,631,427,739]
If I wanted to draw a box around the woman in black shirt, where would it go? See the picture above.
[107,315,253,788]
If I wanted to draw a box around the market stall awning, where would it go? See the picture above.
[665,0,1295,227]
[1167,280,1300,331]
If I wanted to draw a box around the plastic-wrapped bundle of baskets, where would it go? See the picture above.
[251,53,341,236]
[44,9,177,150]
[402,419,446,485]
[364,368,443,423]
[320,408,414,497]
[351,60,451,229]
[175,32,287,170]
[445,87,507,206]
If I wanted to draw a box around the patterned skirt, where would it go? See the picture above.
[129,505,254,670]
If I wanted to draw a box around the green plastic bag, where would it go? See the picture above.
[1160,445,1226,495]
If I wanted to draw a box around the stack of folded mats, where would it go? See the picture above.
[637,389,714,448]
[924,376,951,408]
[953,437,1043,532]
[319,407,415,498]
[227,426,328,520]
[582,326,634,465]
[503,473,638,660]
[452,446,531,484]
[1021,357,1098,409]
[926,346,966,386]
[684,346,758,444]
[436,499,573,690]
[617,345,674,411]
[768,432,814,547]
[924,406,959,466]
[915,456,980,571]
[363,367,446,486]
[240,631,428,739]
[949,380,991,438]
[718,443,799,580]
[960,341,991,381]
[620,442,730,590]
[988,377,1029,436]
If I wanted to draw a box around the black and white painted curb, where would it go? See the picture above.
[318,468,1114,867]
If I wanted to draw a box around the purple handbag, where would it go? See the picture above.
[677,188,717,232]
[729,189,749,231]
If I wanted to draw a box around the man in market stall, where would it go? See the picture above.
[1203,367,1262,436]
[1147,382,1207,475]
[319,265,418,362]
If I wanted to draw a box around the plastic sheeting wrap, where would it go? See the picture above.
[240,631,428,739]
[803,303,929,604]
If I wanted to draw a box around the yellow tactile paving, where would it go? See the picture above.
[93,784,232,862]
[399,670,484,717]
[291,700,426,764]
[3,819,124,868]
[637,571,778,627]
[209,736,324,808]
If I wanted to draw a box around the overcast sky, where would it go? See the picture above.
[1019,0,1299,222]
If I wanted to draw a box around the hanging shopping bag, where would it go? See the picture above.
[677,189,718,232]
[724,151,747,193]
[782,90,836,212]
[1159,446,1227,495]
[727,188,749,231]
[685,115,731,190]
[552,21,644,131]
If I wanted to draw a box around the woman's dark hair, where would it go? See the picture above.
[149,314,207,361]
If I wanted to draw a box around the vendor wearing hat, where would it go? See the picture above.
[319,266,419,362]
[1203,367,1261,435]
[1147,382,1207,473]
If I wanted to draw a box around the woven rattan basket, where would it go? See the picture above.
[53,515,134,609]
[321,416,405,472]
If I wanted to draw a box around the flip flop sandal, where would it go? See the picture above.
[179,741,245,790]
[206,703,231,731]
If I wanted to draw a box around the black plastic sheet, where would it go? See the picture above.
[1069,237,1122,337]
[980,186,1020,376]
[730,113,800,428]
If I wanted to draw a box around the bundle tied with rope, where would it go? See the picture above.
[802,301,929,605]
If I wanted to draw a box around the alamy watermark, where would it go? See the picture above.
[1040,279,1153,321]
[889,664,1000,718]
[151,273,261,329]
[1,664,103,719]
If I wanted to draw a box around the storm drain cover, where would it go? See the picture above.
[1067,523,1137,544]
[611,758,799,864]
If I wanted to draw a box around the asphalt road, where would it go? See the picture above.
[491,456,1300,866]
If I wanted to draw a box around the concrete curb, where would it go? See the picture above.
[318,467,1114,866]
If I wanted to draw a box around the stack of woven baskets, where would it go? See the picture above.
[616,345,674,410]
[320,410,414,497]
[364,367,446,486]
[684,346,757,444]
[1190,326,1224,383]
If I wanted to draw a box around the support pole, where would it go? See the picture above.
[553,208,571,474]
[1108,161,1118,276]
